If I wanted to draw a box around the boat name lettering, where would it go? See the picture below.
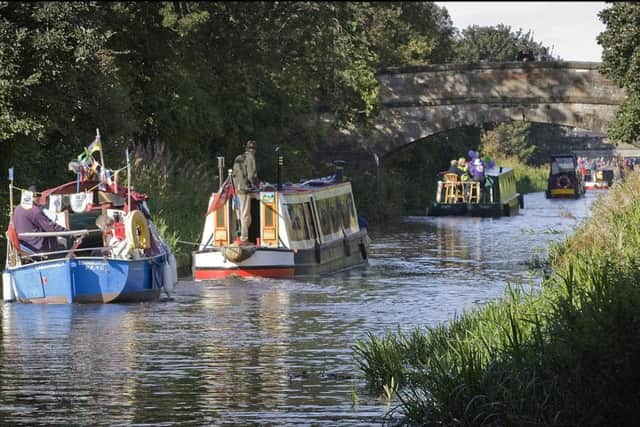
[82,262,107,271]
[35,262,66,271]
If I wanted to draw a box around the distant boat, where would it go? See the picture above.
[545,154,585,199]
[427,166,523,217]
[2,130,177,303]
[192,161,370,280]
[583,168,613,190]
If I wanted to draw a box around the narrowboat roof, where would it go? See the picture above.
[264,176,351,195]
[485,166,514,176]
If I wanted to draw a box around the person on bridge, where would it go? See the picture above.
[13,186,67,253]
[232,140,260,246]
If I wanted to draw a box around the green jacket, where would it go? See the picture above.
[232,150,259,194]
[457,164,470,181]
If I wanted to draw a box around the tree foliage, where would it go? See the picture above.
[598,2,640,144]
[452,24,551,63]
[0,1,455,185]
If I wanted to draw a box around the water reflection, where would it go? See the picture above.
[0,191,600,425]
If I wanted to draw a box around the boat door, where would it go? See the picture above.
[259,191,278,247]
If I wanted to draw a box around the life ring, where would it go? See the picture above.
[556,175,572,189]
[124,210,151,250]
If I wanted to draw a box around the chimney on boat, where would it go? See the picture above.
[217,156,225,190]
[275,146,283,190]
[333,160,345,182]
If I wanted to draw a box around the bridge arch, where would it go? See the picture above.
[321,61,626,160]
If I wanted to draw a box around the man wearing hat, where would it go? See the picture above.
[232,140,260,245]
[13,186,67,253]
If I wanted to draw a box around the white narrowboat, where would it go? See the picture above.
[192,163,370,280]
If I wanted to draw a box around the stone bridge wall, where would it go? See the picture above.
[320,61,626,161]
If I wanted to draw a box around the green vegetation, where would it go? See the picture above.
[598,3,640,144]
[453,23,550,62]
[354,171,640,426]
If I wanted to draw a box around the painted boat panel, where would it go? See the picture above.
[8,256,163,303]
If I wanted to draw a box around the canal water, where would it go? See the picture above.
[0,191,600,426]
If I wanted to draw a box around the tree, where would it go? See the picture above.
[453,24,550,63]
[598,2,640,144]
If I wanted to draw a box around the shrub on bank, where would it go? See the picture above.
[354,171,640,426]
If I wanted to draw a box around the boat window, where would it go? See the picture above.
[315,193,357,237]
[264,204,273,227]
[216,207,225,226]
[285,203,310,242]
[302,202,317,240]
[553,158,576,173]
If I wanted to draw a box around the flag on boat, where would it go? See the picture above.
[206,175,236,216]
[77,134,102,163]
[86,134,101,155]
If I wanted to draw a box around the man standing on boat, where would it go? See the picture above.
[232,140,260,245]
[13,187,68,253]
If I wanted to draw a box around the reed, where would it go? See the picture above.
[131,143,216,269]
[354,170,640,425]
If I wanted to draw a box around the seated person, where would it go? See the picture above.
[13,187,68,254]
[447,160,459,175]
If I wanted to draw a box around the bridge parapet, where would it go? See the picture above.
[377,61,624,108]
[321,61,626,159]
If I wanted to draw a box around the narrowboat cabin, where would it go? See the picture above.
[192,162,370,280]
[427,166,523,217]
[545,154,585,199]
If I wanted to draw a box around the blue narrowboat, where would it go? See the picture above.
[2,131,176,303]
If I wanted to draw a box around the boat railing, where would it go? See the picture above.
[18,229,101,238]
[15,229,109,261]
[17,246,114,260]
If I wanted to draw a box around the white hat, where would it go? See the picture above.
[20,190,34,209]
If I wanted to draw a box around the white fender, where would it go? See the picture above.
[2,271,15,302]
[162,254,177,294]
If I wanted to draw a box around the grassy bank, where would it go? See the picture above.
[493,154,548,194]
[354,172,640,426]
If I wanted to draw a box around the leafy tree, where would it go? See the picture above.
[598,2,640,144]
[453,24,550,63]
[0,2,133,185]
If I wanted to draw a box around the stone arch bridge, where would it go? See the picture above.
[319,61,626,165]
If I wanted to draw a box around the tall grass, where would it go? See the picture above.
[354,171,640,426]
[493,154,548,194]
[130,143,216,271]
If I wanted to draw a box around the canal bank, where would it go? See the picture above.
[356,177,639,425]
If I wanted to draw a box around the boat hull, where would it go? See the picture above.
[428,195,521,217]
[192,231,369,280]
[3,255,166,303]
[546,188,582,198]
[584,182,609,190]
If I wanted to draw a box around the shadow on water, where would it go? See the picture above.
[0,191,601,425]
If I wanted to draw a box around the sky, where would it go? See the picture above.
[436,2,608,62]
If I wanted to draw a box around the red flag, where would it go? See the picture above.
[206,175,235,216]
